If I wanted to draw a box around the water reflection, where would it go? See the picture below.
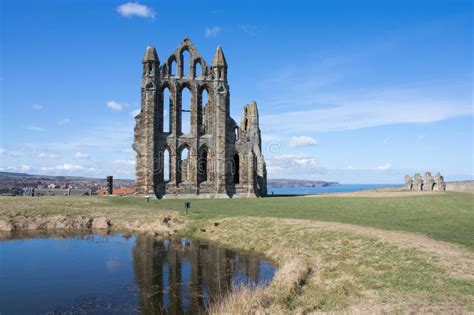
[0,233,275,314]
[133,236,274,314]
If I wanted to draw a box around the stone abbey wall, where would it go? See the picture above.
[404,172,446,192]
[133,38,267,198]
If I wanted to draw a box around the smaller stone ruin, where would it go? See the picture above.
[433,172,447,192]
[404,172,446,192]
[413,173,423,191]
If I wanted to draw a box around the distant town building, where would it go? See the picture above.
[96,187,135,196]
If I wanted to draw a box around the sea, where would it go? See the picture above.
[267,184,400,196]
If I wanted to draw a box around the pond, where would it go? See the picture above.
[0,232,276,314]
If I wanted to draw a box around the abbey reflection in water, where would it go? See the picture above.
[133,236,274,314]
[0,233,275,314]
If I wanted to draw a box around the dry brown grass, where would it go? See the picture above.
[0,196,187,236]
[188,217,474,314]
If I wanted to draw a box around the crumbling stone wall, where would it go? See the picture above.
[404,172,446,192]
[133,38,267,198]
[404,175,413,191]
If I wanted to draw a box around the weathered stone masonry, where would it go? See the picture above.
[133,38,267,198]
[404,172,446,192]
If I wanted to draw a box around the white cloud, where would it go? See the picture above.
[55,163,84,171]
[205,26,221,37]
[58,117,71,125]
[107,100,127,111]
[32,104,43,110]
[75,152,90,160]
[25,125,45,132]
[116,2,155,18]
[0,148,6,157]
[288,136,320,148]
[38,153,59,160]
[376,163,391,170]
[129,109,140,117]
[7,165,30,172]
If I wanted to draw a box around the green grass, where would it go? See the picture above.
[108,192,474,249]
[1,192,472,249]
[1,193,473,311]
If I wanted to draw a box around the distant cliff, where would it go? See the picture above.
[267,179,339,188]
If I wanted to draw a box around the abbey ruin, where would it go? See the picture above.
[133,38,267,198]
[404,172,446,192]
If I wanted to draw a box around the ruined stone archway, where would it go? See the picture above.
[177,144,191,184]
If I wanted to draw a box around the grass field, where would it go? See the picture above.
[106,192,474,249]
[2,192,473,248]
[1,192,473,313]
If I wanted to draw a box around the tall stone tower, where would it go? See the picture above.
[133,38,267,198]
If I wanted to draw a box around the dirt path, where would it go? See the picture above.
[262,217,474,280]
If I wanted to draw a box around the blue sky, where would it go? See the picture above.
[0,0,472,183]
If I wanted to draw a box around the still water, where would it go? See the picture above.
[0,233,276,314]
[268,184,399,195]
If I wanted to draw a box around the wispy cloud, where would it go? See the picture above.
[74,152,90,160]
[0,148,20,158]
[58,117,71,125]
[6,165,30,172]
[288,136,320,148]
[32,104,43,110]
[107,100,126,111]
[257,33,472,135]
[25,125,45,132]
[38,153,59,160]
[55,163,84,171]
[376,163,391,170]
[261,81,472,133]
[205,26,221,38]
[116,2,155,19]
[238,24,257,36]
